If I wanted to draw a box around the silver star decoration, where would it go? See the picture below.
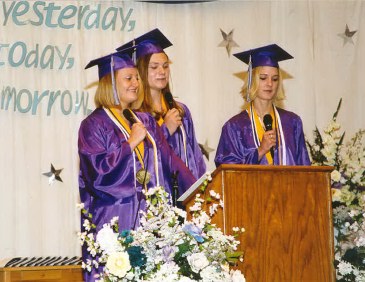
[199,140,215,160]
[43,164,63,185]
[218,29,239,56]
[338,24,357,45]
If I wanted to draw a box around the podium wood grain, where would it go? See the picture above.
[0,265,83,282]
[185,165,335,282]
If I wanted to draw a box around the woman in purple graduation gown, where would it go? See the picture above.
[215,44,310,167]
[116,29,206,179]
[78,51,196,281]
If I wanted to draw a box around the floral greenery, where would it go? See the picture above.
[306,99,365,281]
[78,173,246,281]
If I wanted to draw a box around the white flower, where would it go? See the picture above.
[205,172,212,181]
[187,252,210,273]
[231,269,246,282]
[105,251,131,278]
[337,260,354,276]
[79,184,245,281]
[331,170,341,182]
[96,224,122,255]
[189,202,202,212]
[110,216,119,226]
[209,203,219,216]
[209,190,220,200]
[83,219,92,231]
[331,188,342,202]
[200,265,230,281]
[179,277,195,282]
[340,188,356,206]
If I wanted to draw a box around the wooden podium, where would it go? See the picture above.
[0,266,82,282]
[183,165,335,282]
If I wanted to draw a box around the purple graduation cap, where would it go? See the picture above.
[233,43,293,68]
[233,44,293,101]
[85,49,136,105]
[116,28,172,61]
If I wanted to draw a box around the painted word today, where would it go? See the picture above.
[0,41,73,70]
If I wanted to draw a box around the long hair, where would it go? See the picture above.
[241,66,286,110]
[137,52,184,120]
[94,71,144,110]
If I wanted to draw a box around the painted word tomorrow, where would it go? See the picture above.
[1,86,92,116]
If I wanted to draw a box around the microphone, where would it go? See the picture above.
[123,109,137,125]
[164,92,174,110]
[164,92,174,109]
[171,171,179,207]
[164,91,181,134]
[263,114,274,160]
[164,92,182,200]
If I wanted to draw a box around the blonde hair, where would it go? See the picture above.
[94,71,144,110]
[241,66,286,110]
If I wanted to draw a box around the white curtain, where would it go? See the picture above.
[1,0,364,258]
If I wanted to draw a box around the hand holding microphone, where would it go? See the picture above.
[263,114,275,159]
[123,109,147,149]
[163,92,182,135]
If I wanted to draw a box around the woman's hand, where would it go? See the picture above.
[257,129,276,161]
[128,122,147,150]
[164,108,182,135]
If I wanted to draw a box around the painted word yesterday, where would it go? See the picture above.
[2,1,135,31]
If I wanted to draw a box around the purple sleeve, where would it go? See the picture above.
[160,122,170,139]
[214,121,259,167]
[162,103,206,179]
[78,115,137,201]
[293,117,311,165]
[181,105,207,177]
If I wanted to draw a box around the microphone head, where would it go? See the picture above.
[164,92,174,109]
[123,109,136,125]
[263,114,273,131]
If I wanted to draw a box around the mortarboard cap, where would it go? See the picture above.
[233,44,293,103]
[85,50,136,80]
[233,44,293,68]
[116,28,172,59]
[85,49,136,105]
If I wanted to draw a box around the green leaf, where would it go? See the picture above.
[333,98,342,120]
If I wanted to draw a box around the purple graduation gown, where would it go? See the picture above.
[78,108,196,281]
[160,102,206,179]
[215,108,310,167]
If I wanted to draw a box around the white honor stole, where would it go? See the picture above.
[248,104,287,165]
[104,108,160,188]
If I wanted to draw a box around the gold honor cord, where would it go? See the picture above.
[104,108,152,189]
[108,108,145,166]
[128,110,160,187]
[157,96,168,126]
[159,97,188,166]
[247,103,276,164]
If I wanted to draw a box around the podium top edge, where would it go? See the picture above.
[214,164,334,174]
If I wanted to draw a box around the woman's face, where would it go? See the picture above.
[116,67,139,108]
[147,52,170,92]
[256,66,279,101]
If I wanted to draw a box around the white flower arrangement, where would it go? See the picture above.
[78,173,246,282]
[306,99,365,281]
